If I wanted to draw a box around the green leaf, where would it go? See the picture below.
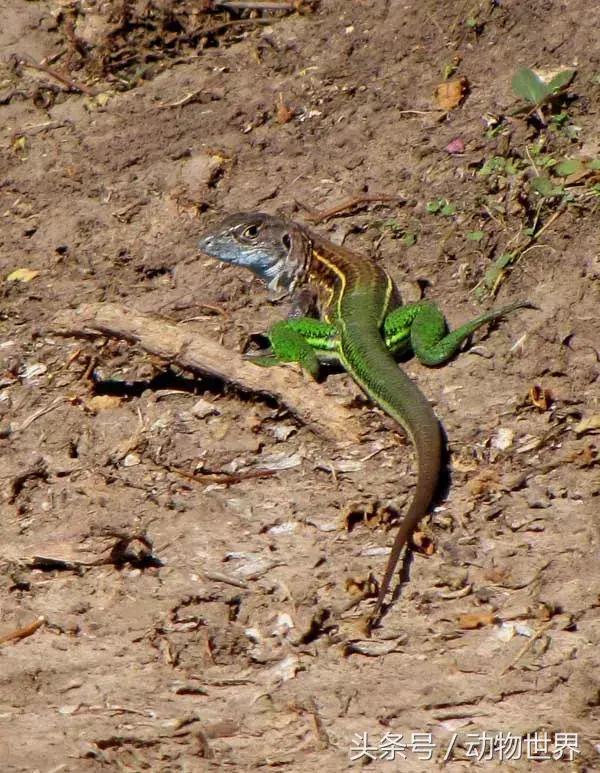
[563,124,581,140]
[496,253,513,269]
[479,157,502,176]
[6,268,40,283]
[536,154,556,169]
[466,230,484,242]
[442,63,458,80]
[550,111,569,128]
[531,175,557,196]
[483,252,513,289]
[554,159,584,176]
[586,159,600,170]
[401,232,416,246]
[546,68,576,93]
[512,67,549,105]
[382,219,403,235]
[427,197,456,216]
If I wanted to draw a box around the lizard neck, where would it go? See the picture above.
[307,236,396,326]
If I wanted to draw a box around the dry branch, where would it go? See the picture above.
[51,303,362,443]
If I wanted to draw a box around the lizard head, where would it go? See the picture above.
[199,212,310,299]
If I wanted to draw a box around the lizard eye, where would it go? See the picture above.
[242,223,261,240]
[281,233,291,250]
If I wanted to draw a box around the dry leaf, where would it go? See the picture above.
[343,501,379,532]
[411,530,435,555]
[458,612,496,629]
[344,573,377,600]
[434,77,469,110]
[344,638,407,657]
[483,567,510,584]
[492,427,515,451]
[574,415,600,435]
[535,602,554,622]
[12,136,28,159]
[6,268,40,283]
[529,385,552,411]
[179,153,224,197]
[191,397,220,419]
[86,395,123,412]
[243,409,263,432]
[564,168,593,186]
[445,137,465,154]
[276,94,295,124]
[468,470,500,498]
[566,445,598,468]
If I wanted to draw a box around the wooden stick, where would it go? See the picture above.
[19,58,95,96]
[51,303,363,443]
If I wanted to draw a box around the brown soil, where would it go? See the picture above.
[1,1,599,771]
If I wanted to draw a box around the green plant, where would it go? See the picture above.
[426,198,456,216]
[466,230,484,242]
[473,135,600,296]
[511,67,576,125]
[376,220,418,246]
[512,67,576,107]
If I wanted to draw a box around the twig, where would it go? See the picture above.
[499,621,554,675]
[296,194,406,223]
[22,120,74,135]
[203,571,249,589]
[489,206,566,295]
[19,58,96,96]
[214,1,297,9]
[168,465,277,485]
[199,18,273,39]
[397,109,443,116]
[310,696,331,749]
[178,303,227,319]
[529,204,565,241]
[12,396,70,434]
[0,616,46,645]
[157,90,204,109]
[40,49,68,67]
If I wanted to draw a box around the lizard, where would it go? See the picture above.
[199,211,531,627]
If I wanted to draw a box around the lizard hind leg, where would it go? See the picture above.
[410,299,532,367]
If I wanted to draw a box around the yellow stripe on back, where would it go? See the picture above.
[309,239,394,327]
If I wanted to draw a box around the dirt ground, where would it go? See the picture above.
[1,1,599,771]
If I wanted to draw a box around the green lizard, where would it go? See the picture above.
[199,212,531,626]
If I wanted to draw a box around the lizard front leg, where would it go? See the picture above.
[245,318,341,378]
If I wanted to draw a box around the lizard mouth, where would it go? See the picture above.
[198,233,221,256]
